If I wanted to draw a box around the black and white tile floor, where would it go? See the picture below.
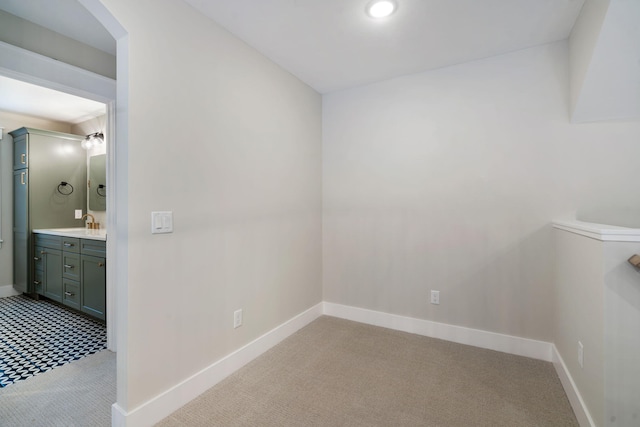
[0,295,106,387]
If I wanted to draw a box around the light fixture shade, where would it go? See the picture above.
[366,0,397,18]
[81,132,104,150]
[92,132,105,145]
[81,137,94,150]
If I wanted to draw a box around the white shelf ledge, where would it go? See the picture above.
[552,219,640,242]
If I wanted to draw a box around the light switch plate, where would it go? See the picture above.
[75,209,83,219]
[151,211,173,234]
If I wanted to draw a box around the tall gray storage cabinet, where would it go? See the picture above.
[10,127,87,295]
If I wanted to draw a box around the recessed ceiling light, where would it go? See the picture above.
[366,0,398,19]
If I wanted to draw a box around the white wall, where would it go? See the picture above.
[100,0,322,413]
[570,0,640,122]
[569,0,610,117]
[554,228,604,426]
[0,110,71,289]
[322,41,640,343]
[603,240,640,426]
[553,225,640,427]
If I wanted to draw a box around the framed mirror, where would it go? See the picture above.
[89,154,106,211]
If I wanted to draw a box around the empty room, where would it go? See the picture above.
[1,0,639,426]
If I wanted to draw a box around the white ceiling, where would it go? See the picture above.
[0,75,106,124]
[184,0,586,93]
[0,0,115,55]
[0,0,585,121]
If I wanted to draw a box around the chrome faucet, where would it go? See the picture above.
[81,213,100,230]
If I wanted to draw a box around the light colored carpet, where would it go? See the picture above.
[158,316,578,426]
[0,349,115,426]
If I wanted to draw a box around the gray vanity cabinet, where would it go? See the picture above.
[33,234,64,303]
[9,127,86,295]
[13,134,28,170]
[81,255,106,320]
[41,249,63,302]
[62,238,81,310]
[32,233,106,320]
[13,169,29,293]
[80,240,106,320]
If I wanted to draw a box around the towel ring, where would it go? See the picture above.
[96,184,106,197]
[57,182,74,195]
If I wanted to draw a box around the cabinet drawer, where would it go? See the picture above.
[62,253,80,280]
[63,280,81,310]
[81,239,106,257]
[61,237,80,253]
[34,233,61,250]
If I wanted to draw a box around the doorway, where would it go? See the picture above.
[0,1,129,420]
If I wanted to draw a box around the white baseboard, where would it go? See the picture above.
[0,285,20,298]
[112,301,558,426]
[322,302,553,362]
[112,302,323,427]
[111,403,126,427]
[552,345,596,427]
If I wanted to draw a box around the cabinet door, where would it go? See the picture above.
[42,249,63,303]
[13,134,28,170]
[81,255,106,320]
[13,170,28,233]
[33,245,45,296]
[13,170,29,293]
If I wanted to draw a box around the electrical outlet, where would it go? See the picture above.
[233,309,243,329]
[75,209,83,219]
[578,341,584,368]
[430,290,440,305]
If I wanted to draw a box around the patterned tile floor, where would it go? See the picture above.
[0,295,106,387]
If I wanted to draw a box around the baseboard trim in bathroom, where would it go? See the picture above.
[112,302,324,427]
[0,285,20,298]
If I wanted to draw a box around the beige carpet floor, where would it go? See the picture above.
[158,316,578,426]
[0,349,115,426]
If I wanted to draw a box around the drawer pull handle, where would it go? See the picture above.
[21,153,26,164]
[63,243,74,247]
[98,262,105,267]
[34,257,40,261]
[21,172,26,185]
[33,281,41,285]
[40,251,46,255]
[64,264,74,269]
[64,291,75,297]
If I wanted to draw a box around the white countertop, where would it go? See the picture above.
[552,219,640,242]
[33,227,107,241]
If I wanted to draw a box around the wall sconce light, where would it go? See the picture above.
[81,132,104,150]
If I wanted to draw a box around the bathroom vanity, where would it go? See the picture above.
[9,127,87,295]
[32,228,107,321]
